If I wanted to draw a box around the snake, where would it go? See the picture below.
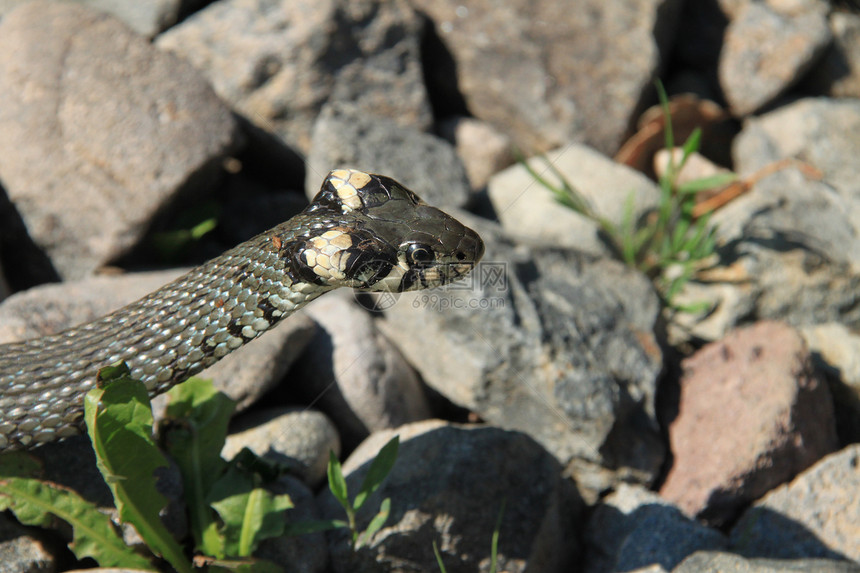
[0,169,484,451]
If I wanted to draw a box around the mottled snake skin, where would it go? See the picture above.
[0,169,484,451]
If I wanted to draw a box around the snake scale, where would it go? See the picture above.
[0,169,484,451]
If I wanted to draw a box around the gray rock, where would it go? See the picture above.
[413,0,683,155]
[673,551,860,573]
[0,0,182,37]
[0,270,318,413]
[318,420,582,573]
[584,484,728,573]
[730,99,860,263]
[677,98,860,343]
[718,1,831,116]
[801,323,860,444]
[0,513,55,573]
[0,1,239,280]
[730,444,860,563]
[438,117,514,191]
[804,11,860,98]
[255,475,329,573]
[378,216,665,502]
[660,321,838,525]
[326,52,433,133]
[304,102,471,210]
[486,143,661,258]
[222,408,340,488]
[292,291,431,449]
[157,0,428,154]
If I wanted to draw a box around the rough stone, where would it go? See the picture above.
[719,0,831,116]
[1,0,183,37]
[222,408,340,489]
[659,321,839,525]
[318,420,582,573]
[584,484,728,573]
[0,1,239,280]
[0,513,55,573]
[290,291,431,450]
[801,322,860,444]
[487,143,661,258]
[804,11,860,98]
[304,102,471,210]
[379,215,665,502]
[0,270,317,413]
[728,99,860,267]
[414,0,684,155]
[438,116,514,191]
[674,98,860,344]
[673,551,860,573]
[157,0,429,154]
[730,444,860,563]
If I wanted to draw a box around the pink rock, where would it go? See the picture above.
[659,321,838,525]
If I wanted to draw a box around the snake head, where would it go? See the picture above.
[293,169,484,293]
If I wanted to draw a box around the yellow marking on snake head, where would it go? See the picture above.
[328,169,366,212]
[330,233,353,250]
[348,170,371,190]
[303,250,316,267]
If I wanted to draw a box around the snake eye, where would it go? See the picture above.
[405,242,434,265]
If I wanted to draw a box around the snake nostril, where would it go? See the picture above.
[455,251,467,261]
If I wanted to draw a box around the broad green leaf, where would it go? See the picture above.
[353,436,399,511]
[207,462,293,557]
[356,497,390,549]
[0,477,155,569]
[162,378,234,555]
[85,375,192,573]
[677,172,738,194]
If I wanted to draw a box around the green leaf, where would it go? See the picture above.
[432,540,449,573]
[656,80,675,159]
[679,127,703,168]
[353,436,399,511]
[0,477,155,569]
[677,172,738,194]
[671,299,715,314]
[85,375,193,573]
[207,461,293,558]
[162,378,234,555]
[327,451,349,509]
[356,497,390,549]
[489,500,506,573]
[206,556,284,573]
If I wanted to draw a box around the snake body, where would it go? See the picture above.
[0,169,484,451]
